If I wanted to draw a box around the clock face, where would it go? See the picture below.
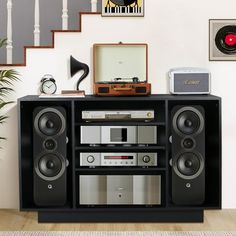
[42,80,57,94]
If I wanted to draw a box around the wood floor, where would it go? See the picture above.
[0,210,236,231]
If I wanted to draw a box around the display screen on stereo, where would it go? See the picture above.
[110,128,127,142]
[105,114,131,119]
[104,155,134,160]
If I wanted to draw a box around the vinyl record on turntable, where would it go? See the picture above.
[209,19,236,60]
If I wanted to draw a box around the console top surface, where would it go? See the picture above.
[18,94,221,102]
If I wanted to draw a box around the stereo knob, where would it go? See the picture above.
[87,155,95,163]
[142,155,151,163]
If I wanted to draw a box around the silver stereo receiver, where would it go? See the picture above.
[80,152,158,167]
[80,126,157,145]
[168,67,211,94]
[82,110,154,121]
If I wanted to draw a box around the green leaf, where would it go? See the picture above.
[0,102,13,109]
[0,116,8,124]
[0,38,7,49]
[0,56,19,150]
[0,69,20,83]
[0,87,14,98]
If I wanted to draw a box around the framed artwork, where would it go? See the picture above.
[102,0,144,17]
[209,19,236,61]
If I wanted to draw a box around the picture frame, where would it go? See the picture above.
[102,0,144,17]
[209,19,236,61]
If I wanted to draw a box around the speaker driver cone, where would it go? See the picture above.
[177,153,200,176]
[177,111,200,135]
[173,152,204,180]
[34,107,66,137]
[173,106,204,136]
[38,154,62,177]
[38,112,62,136]
[35,153,66,181]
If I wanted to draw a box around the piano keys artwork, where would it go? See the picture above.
[102,0,144,16]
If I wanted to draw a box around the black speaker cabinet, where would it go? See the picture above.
[33,107,67,206]
[18,95,221,223]
[171,106,205,205]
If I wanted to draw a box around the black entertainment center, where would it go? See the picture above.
[18,94,221,223]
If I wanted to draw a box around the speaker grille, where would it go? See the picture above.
[98,87,109,93]
[135,86,147,93]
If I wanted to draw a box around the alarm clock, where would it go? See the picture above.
[40,74,57,95]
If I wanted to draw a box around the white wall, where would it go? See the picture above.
[1,0,236,209]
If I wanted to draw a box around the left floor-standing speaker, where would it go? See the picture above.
[33,106,67,206]
[171,105,205,205]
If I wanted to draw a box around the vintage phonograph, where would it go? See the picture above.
[61,55,89,96]
[93,42,151,96]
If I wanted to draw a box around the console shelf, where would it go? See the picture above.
[75,122,166,126]
[18,94,221,222]
[75,146,166,151]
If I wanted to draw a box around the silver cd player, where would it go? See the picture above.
[82,110,154,121]
[80,152,158,167]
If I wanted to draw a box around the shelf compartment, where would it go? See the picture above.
[75,167,167,172]
[75,126,166,147]
[74,100,166,123]
[75,149,166,169]
[75,122,166,126]
[76,174,165,207]
[75,145,166,151]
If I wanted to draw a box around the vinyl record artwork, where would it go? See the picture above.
[102,0,144,16]
[209,19,236,61]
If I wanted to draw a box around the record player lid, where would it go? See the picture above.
[93,43,148,84]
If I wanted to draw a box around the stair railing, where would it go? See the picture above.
[4,0,98,64]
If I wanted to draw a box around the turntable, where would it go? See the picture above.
[93,42,151,96]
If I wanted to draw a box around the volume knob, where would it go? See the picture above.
[142,155,151,163]
[87,155,95,163]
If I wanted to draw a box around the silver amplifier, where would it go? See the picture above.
[80,152,157,167]
[80,126,157,145]
[82,110,154,121]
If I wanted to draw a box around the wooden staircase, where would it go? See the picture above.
[0,12,101,67]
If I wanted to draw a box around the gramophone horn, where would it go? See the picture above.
[70,56,89,90]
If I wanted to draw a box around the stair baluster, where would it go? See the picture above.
[91,0,98,12]
[6,0,13,64]
[34,0,40,46]
[62,0,68,30]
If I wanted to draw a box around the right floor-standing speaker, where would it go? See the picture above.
[171,105,205,205]
[33,106,67,206]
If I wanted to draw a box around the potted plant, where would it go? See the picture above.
[0,38,19,147]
